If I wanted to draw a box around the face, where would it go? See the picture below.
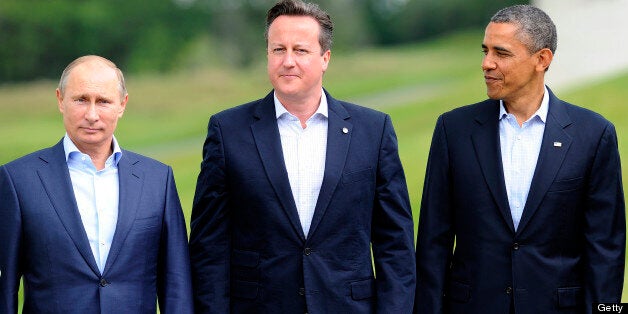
[481,22,550,103]
[57,61,127,155]
[267,15,330,103]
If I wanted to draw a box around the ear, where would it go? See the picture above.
[118,94,128,118]
[56,88,64,113]
[536,48,553,72]
[321,49,331,72]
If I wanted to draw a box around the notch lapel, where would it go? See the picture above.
[516,93,572,234]
[307,96,352,239]
[37,141,101,276]
[103,152,143,274]
[471,101,515,233]
[251,93,306,240]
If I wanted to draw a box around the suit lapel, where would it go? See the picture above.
[251,92,306,240]
[103,152,143,274]
[37,140,101,275]
[471,101,515,233]
[516,91,572,234]
[307,94,352,239]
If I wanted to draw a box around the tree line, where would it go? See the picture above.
[0,0,525,82]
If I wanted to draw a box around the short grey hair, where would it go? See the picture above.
[58,55,127,99]
[491,5,557,54]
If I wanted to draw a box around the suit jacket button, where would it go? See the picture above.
[505,286,512,294]
[298,288,305,296]
[512,243,520,250]
[100,278,109,287]
[304,247,312,256]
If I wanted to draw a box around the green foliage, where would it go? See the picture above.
[364,0,529,45]
[0,0,532,81]
[0,0,207,82]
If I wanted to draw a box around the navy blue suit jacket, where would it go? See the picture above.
[190,90,416,313]
[0,140,193,313]
[414,88,625,314]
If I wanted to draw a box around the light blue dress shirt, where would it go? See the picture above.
[499,87,549,230]
[63,134,122,273]
[274,91,328,237]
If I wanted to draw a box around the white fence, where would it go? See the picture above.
[534,0,628,90]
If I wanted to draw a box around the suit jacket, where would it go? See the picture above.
[189,90,416,313]
[414,88,625,314]
[0,140,193,313]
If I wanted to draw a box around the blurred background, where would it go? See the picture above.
[2,0,628,306]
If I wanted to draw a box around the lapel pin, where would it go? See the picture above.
[553,142,562,147]
[342,127,348,134]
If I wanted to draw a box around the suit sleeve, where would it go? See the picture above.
[189,116,231,314]
[371,114,416,313]
[583,122,625,304]
[157,166,194,313]
[414,116,455,314]
[0,166,22,314]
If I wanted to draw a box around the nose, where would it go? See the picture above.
[85,103,99,122]
[482,54,496,71]
[282,51,296,67]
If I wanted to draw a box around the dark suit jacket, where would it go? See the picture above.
[189,90,416,313]
[0,140,193,313]
[414,88,625,314]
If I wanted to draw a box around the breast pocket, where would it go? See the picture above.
[342,168,373,185]
[547,177,584,193]
[133,216,160,230]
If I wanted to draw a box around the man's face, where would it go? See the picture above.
[57,61,127,154]
[481,22,545,103]
[267,15,330,103]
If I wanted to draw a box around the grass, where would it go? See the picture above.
[2,28,628,305]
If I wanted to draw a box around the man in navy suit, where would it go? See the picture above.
[189,0,415,313]
[0,55,193,313]
[414,5,625,314]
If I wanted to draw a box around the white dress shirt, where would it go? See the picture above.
[499,87,549,230]
[64,134,121,273]
[274,91,328,237]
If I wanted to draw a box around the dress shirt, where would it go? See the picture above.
[274,91,328,237]
[64,134,122,273]
[499,86,549,230]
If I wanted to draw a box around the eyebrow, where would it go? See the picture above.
[482,44,511,53]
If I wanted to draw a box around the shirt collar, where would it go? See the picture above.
[274,89,329,120]
[499,86,550,123]
[63,134,122,166]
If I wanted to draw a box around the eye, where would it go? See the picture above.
[295,49,309,55]
[271,48,285,54]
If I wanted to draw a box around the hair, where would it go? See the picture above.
[58,55,127,99]
[265,0,334,54]
[491,4,557,55]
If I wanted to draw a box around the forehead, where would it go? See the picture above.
[65,62,119,93]
[483,22,524,46]
[268,15,320,40]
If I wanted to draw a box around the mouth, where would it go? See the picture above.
[484,75,500,84]
[81,127,101,133]
[280,74,300,79]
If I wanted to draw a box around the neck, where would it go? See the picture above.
[74,141,113,171]
[278,92,322,129]
[503,86,545,126]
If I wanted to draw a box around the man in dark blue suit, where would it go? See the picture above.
[414,5,625,314]
[189,0,415,313]
[0,55,193,313]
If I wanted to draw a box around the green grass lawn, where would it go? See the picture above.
[2,28,628,306]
